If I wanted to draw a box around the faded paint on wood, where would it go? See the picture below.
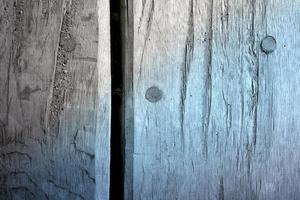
[124,0,300,199]
[0,0,110,199]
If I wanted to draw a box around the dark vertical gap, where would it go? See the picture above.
[110,0,124,199]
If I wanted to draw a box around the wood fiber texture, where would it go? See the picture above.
[124,0,300,199]
[0,0,110,199]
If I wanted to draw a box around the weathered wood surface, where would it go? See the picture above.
[96,0,111,199]
[0,0,110,199]
[125,0,300,199]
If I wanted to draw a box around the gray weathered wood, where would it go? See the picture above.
[124,0,300,199]
[96,0,111,199]
[0,0,110,199]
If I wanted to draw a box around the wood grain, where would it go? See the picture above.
[124,0,300,199]
[0,0,110,199]
[96,0,111,199]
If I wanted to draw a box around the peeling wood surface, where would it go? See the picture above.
[124,0,300,199]
[0,0,110,199]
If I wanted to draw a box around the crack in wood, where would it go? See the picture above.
[72,129,95,160]
[180,0,194,152]
[202,0,214,160]
[138,0,154,77]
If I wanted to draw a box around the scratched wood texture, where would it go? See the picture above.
[124,0,300,199]
[0,0,110,199]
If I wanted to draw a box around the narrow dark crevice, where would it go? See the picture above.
[110,0,124,199]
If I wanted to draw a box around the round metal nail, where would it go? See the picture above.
[261,36,277,54]
[145,86,162,103]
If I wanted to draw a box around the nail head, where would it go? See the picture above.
[145,86,162,103]
[261,36,277,54]
[61,35,76,52]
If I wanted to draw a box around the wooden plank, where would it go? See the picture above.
[0,0,110,199]
[125,0,300,199]
[254,0,300,199]
[126,0,213,199]
[96,0,111,199]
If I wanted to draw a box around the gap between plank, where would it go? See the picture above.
[110,0,124,199]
